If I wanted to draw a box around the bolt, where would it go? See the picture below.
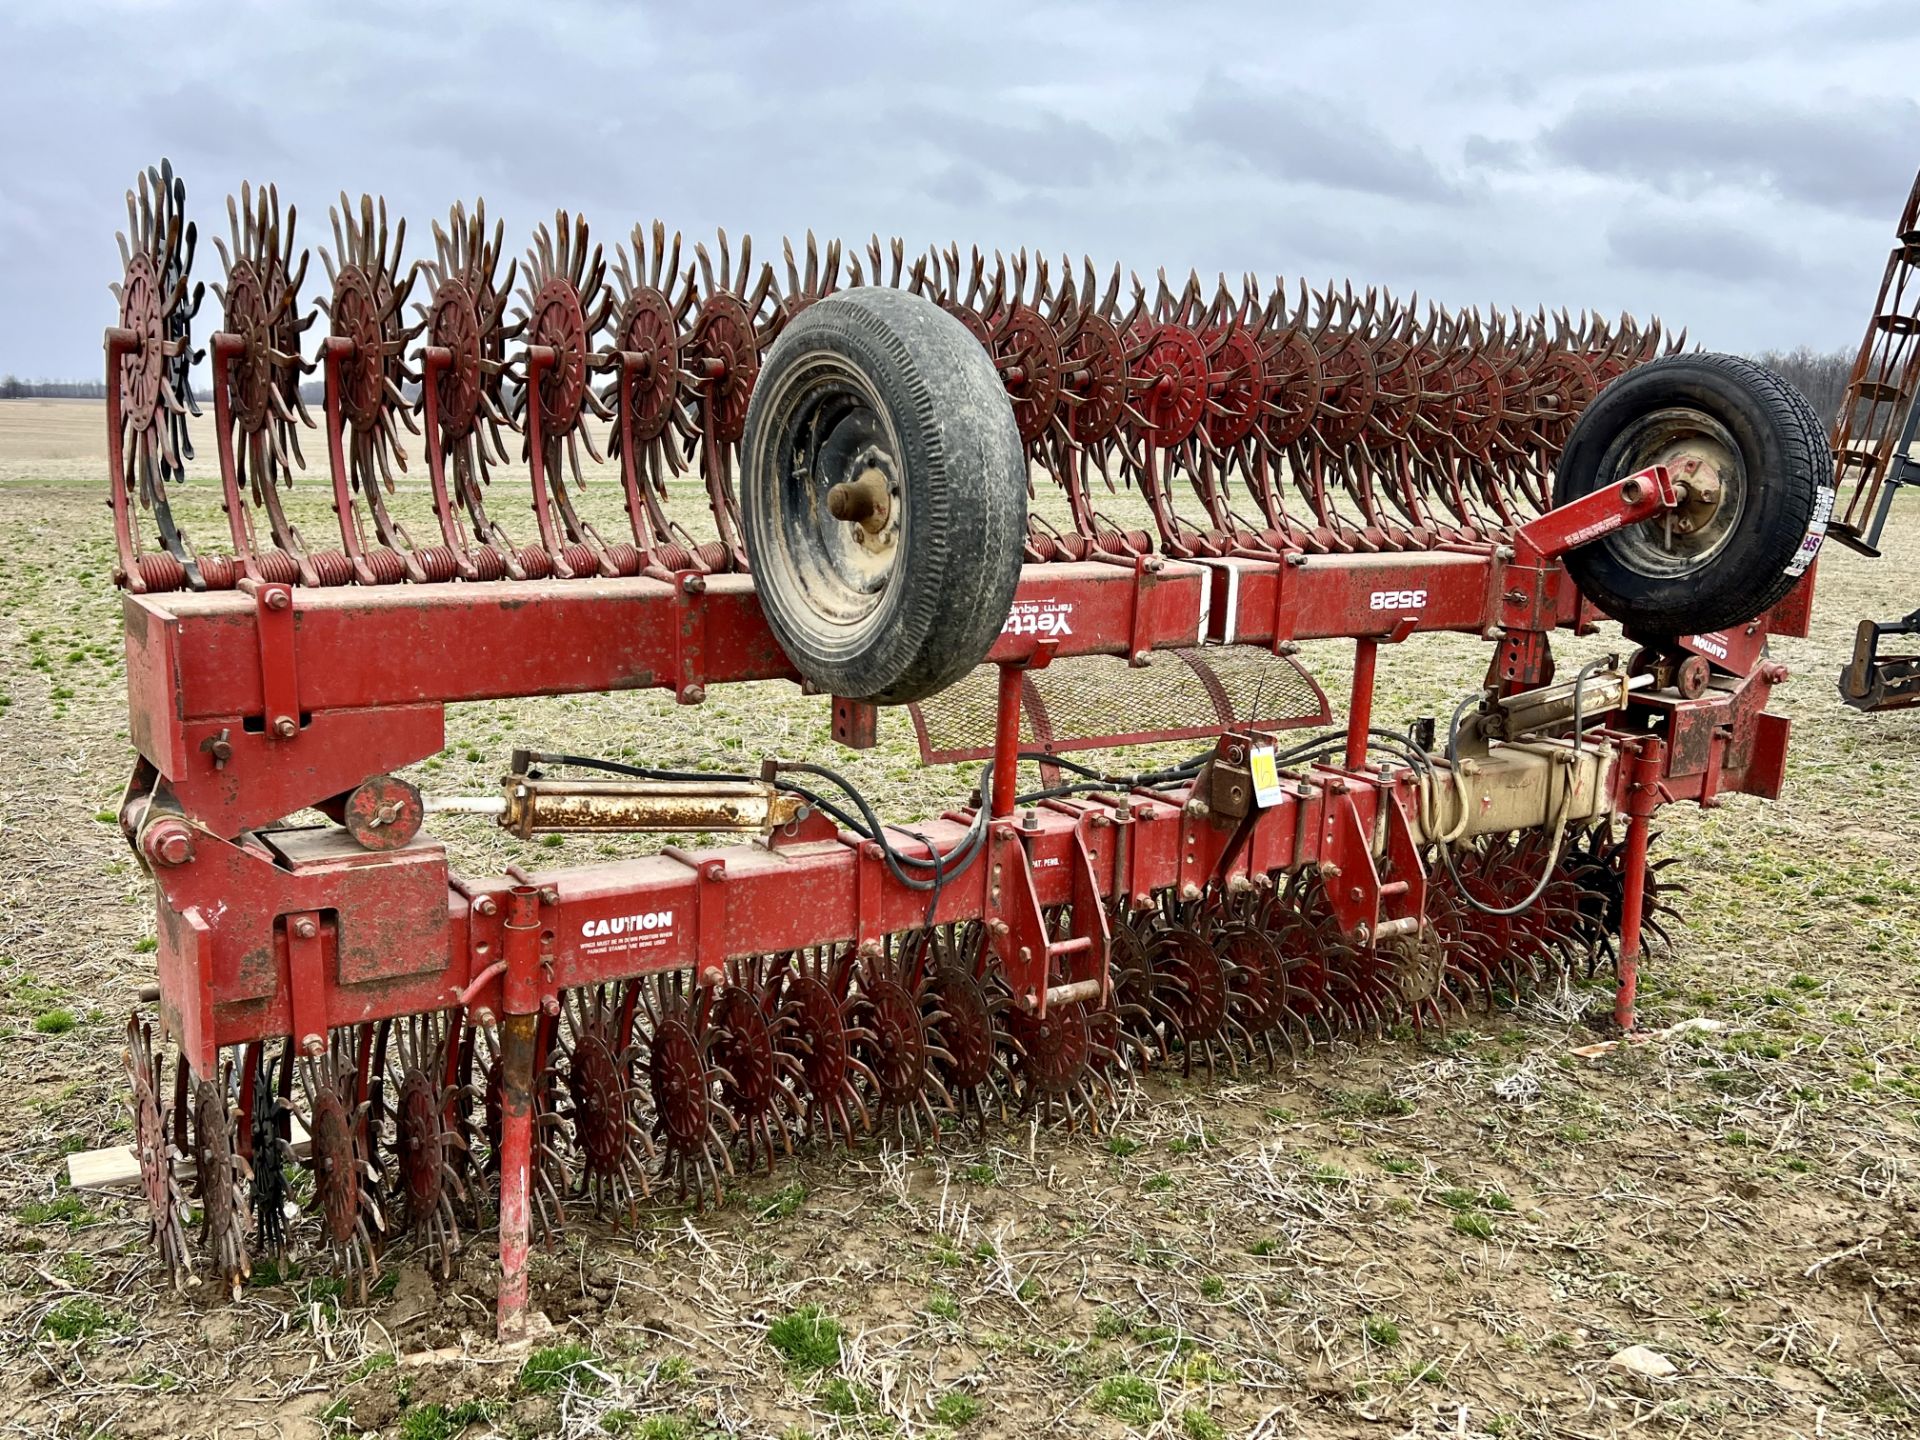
[293,917,318,940]
[1023,808,1039,831]
[1350,886,1363,902]
[150,826,194,868]
[302,1033,325,1057]
[988,919,1009,938]
[541,995,560,1016]
[1184,798,1207,818]
[681,573,706,595]
[474,895,499,918]
[539,886,559,906]
[1352,923,1371,944]
[700,965,725,987]
[475,1008,496,1028]
[273,716,297,739]
[1180,882,1202,901]
[680,684,706,704]
[264,588,290,611]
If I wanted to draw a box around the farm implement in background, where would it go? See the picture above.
[103,162,1832,1337]
[1831,168,1920,712]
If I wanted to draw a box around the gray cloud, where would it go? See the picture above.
[1178,76,1466,205]
[1542,92,1918,218]
[2,0,1917,383]
[1606,211,1803,286]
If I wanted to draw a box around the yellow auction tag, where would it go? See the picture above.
[1249,744,1282,808]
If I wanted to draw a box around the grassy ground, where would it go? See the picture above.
[0,398,1915,1439]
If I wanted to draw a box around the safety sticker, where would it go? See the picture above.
[1250,745,1283,808]
[1784,485,1834,579]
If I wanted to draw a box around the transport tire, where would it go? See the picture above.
[740,287,1027,704]
[1552,352,1834,638]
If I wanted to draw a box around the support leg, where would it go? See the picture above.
[1613,739,1665,1032]
[495,1011,536,1341]
[496,885,543,1341]
[990,663,1024,819]
[1345,636,1378,770]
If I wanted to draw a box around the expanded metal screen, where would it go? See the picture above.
[907,645,1330,765]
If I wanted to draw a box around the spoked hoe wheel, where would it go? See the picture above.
[189,1059,252,1298]
[124,1016,192,1290]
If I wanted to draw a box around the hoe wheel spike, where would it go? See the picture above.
[558,983,654,1224]
[417,198,525,578]
[712,957,805,1174]
[124,1014,193,1291]
[297,1030,384,1302]
[190,1058,253,1300]
[111,161,212,592]
[851,933,956,1147]
[1006,996,1108,1134]
[320,191,427,581]
[385,1009,467,1277]
[773,947,873,1146]
[248,1040,297,1261]
[1146,918,1246,1079]
[924,923,1016,1129]
[637,972,737,1208]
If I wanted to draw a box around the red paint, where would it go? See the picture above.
[1345,637,1377,770]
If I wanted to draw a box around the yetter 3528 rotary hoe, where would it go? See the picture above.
[102,162,1834,1338]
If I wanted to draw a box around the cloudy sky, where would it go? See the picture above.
[2,1,1916,381]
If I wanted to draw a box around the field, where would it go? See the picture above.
[0,397,1916,1440]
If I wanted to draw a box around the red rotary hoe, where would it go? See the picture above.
[104,162,1833,1336]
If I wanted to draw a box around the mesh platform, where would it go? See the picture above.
[907,645,1330,765]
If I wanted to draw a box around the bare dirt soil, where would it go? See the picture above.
[0,398,1915,1440]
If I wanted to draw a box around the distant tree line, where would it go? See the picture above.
[7,350,1859,425]
[1746,346,1852,425]
[0,376,109,399]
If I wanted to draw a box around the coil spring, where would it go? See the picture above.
[362,548,408,585]
[470,545,511,582]
[516,545,554,580]
[413,545,461,584]
[129,552,187,592]
[256,549,301,585]
[308,550,355,587]
[559,543,600,578]
[601,542,643,577]
[194,554,240,590]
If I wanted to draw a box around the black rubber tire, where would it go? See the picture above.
[741,288,1026,704]
[1552,352,1834,638]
